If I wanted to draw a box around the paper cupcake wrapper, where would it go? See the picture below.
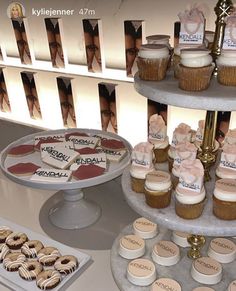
[137,57,169,81]
[213,196,236,220]
[173,55,181,79]
[217,65,236,86]
[178,64,214,91]
[175,197,206,219]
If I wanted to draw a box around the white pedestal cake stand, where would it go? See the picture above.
[0,128,132,229]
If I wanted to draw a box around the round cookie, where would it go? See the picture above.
[36,269,61,290]
[119,234,145,259]
[133,217,158,239]
[38,247,61,266]
[127,258,156,286]
[19,261,43,280]
[0,226,13,243]
[152,240,180,266]
[0,244,10,262]
[21,240,44,258]
[191,256,222,285]
[207,237,236,263]
[228,280,236,291]
[6,232,28,250]
[3,252,26,271]
[54,255,78,275]
[151,278,182,291]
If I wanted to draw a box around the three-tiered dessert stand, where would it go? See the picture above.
[111,0,236,286]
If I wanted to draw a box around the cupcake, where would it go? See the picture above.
[217,50,236,86]
[137,44,170,81]
[144,170,172,208]
[216,144,236,180]
[213,178,236,220]
[130,142,154,193]
[175,159,206,219]
[168,123,192,171]
[178,48,214,91]
[173,44,205,79]
[171,141,198,188]
[148,114,169,163]
[194,120,220,157]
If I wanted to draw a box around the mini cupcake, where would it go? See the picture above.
[213,178,236,220]
[144,170,172,208]
[194,120,220,157]
[173,44,205,79]
[148,114,169,163]
[171,141,198,188]
[137,44,170,81]
[130,142,154,193]
[168,123,192,171]
[146,35,172,68]
[216,144,236,180]
[178,48,214,91]
[217,50,236,86]
[175,159,205,219]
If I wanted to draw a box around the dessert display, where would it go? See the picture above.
[191,257,222,285]
[171,230,191,248]
[130,142,154,193]
[151,278,182,291]
[213,179,236,220]
[118,234,145,259]
[0,218,90,290]
[216,50,236,86]
[144,170,172,208]
[151,240,180,266]
[133,217,158,239]
[3,129,130,184]
[207,237,236,263]
[126,258,156,286]
[137,44,170,81]
[148,114,169,163]
[175,159,206,219]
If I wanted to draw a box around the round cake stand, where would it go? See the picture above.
[121,166,236,237]
[0,128,132,229]
[110,224,236,291]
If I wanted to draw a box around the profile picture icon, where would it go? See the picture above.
[7,2,25,19]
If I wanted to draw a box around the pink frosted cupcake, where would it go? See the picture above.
[137,44,170,81]
[178,48,214,91]
[171,141,198,189]
[175,159,206,219]
[168,123,192,171]
[148,114,169,163]
[130,142,154,193]
[216,144,236,180]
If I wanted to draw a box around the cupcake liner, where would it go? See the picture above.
[213,196,236,220]
[144,188,172,208]
[154,146,169,163]
[217,65,236,86]
[131,176,145,193]
[178,64,214,91]
[137,57,169,81]
[175,197,206,219]
[173,54,181,79]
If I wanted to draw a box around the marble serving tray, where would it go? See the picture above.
[0,217,92,291]
[111,224,236,291]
